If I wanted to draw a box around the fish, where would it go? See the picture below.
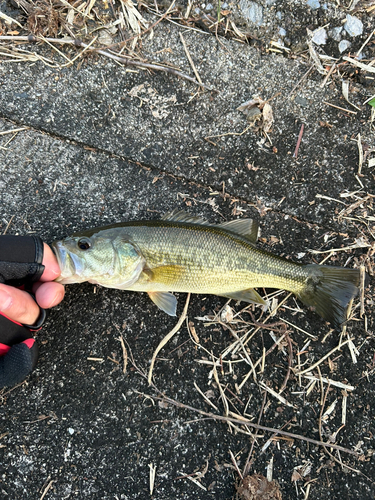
[52,210,364,329]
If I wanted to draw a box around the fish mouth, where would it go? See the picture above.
[52,241,85,284]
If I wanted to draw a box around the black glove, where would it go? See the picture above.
[0,235,46,388]
[0,235,44,286]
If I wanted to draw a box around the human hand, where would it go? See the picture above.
[0,236,65,388]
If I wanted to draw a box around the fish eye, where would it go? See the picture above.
[78,237,91,250]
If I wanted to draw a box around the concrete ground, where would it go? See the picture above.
[0,0,374,498]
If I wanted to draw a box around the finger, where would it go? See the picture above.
[34,282,65,309]
[40,243,61,282]
[0,284,40,325]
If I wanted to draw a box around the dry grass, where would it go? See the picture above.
[126,177,374,494]
[125,272,370,494]
[0,0,213,87]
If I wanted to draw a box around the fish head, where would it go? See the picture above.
[52,229,145,288]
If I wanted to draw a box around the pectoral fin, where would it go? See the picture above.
[148,291,177,316]
[220,288,267,306]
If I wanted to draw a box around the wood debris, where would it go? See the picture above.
[0,10,23,28]
[343,56,375,74]
[291,460,312,482]
[25,0,61,36]
[306,37,326,75]
[342,80,361,111]
[148,463,156,495]
[120,0,148,34]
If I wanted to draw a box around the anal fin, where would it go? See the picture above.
[148,291,177,316]
[220,288,267,306]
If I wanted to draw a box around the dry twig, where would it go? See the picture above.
[0,35,213,90]
[126,344,359,457]
[148,293,190,384]
[149,391,359,456]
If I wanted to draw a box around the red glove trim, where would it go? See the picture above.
[0,305,45,331]
[0,311,23,327]
[23,338,35,349]
[0,343,11,355]
[0,339,35,356]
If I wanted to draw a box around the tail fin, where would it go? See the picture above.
[297,265,362,329]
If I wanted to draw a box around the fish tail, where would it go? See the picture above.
[297,264,362,329]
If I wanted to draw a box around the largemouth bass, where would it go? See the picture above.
[52,210,363,328]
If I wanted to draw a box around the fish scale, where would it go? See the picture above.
[121,223,306,294]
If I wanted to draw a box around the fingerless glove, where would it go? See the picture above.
[0,235,45,388]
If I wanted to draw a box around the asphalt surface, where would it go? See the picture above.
[0,1,374,498]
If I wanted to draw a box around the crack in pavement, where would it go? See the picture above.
[0,114,343,234]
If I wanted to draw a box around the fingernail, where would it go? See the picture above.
[0,289,13,311]
[48,287,65,309]
[51,267,61,278]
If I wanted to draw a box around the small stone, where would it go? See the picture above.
[338,40,351,53]
[68,428,75,435]
[205,3,214,10]
[307,0,320,9]
[276,11,283,19]
[330,27,342,41]
[295,96,308,107]
[344,14,363,37]
[279,27,286,37]
[239,0,263,26]
[312,28,327,45]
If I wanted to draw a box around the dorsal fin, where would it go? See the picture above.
[162,210,259,243]
[217,219,259,243]
[161,209,207,225]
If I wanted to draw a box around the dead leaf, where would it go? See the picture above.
[220,304,234,323]
[262,102,274,133]
[236,474,282,500]
[237,97,274,134]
